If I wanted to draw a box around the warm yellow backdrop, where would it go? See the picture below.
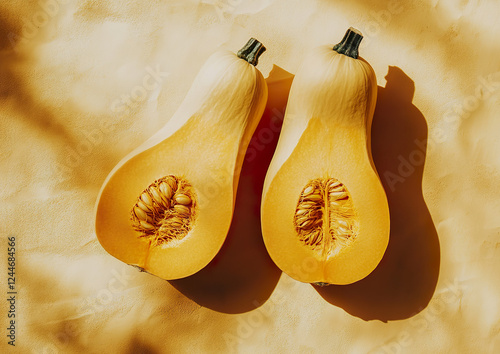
[1,0,499,353]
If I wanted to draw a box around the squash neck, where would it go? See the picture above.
[333,27,363,59]
[237,38,266,66]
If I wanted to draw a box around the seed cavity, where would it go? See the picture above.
[294,177,359,256]
[131,175,197,246]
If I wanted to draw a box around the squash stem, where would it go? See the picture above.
[333,27,363,59]
[237,38,266,66]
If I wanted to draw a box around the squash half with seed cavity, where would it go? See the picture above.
[261,28,390,285]
[95,39,268,280]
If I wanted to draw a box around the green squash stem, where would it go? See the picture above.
[237,38,266,66]
[333,27,363,59]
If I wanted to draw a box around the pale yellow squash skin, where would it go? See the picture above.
[96,50,267,280]
[261,45,389,285]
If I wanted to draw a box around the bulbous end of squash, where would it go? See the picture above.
[261,118,390,285]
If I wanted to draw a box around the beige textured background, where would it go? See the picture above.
[1,0,500,353]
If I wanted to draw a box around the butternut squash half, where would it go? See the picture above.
[261,28,389,285]
[95,39,267,280]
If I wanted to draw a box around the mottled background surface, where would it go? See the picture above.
[1,0,499,353]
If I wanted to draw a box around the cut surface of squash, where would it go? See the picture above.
[95,39,268,280]
[261,28,389,285]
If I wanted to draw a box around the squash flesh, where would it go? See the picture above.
[96,50,267,280]
[261,45,389,285]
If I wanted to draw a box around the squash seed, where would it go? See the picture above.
[305,193,322,202]
[134,207,148,221]
[137,200,152,212]
[174,204,190,216]
[310,230,321,244]
[338,225,349,234]
[150,187,163,205]
[303,186,314,196]
[300,219,314,229]
[328,181,342,189]
[141,192,153,206]
[299,202,316,209]
[296,216,309,225]
[159,182,173,199]
[140,221,155,230]
[175,194,191,205]
[329,191,347,200]
[167,178,178,193]
[296,209,308,216]
[337,219,349,228]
